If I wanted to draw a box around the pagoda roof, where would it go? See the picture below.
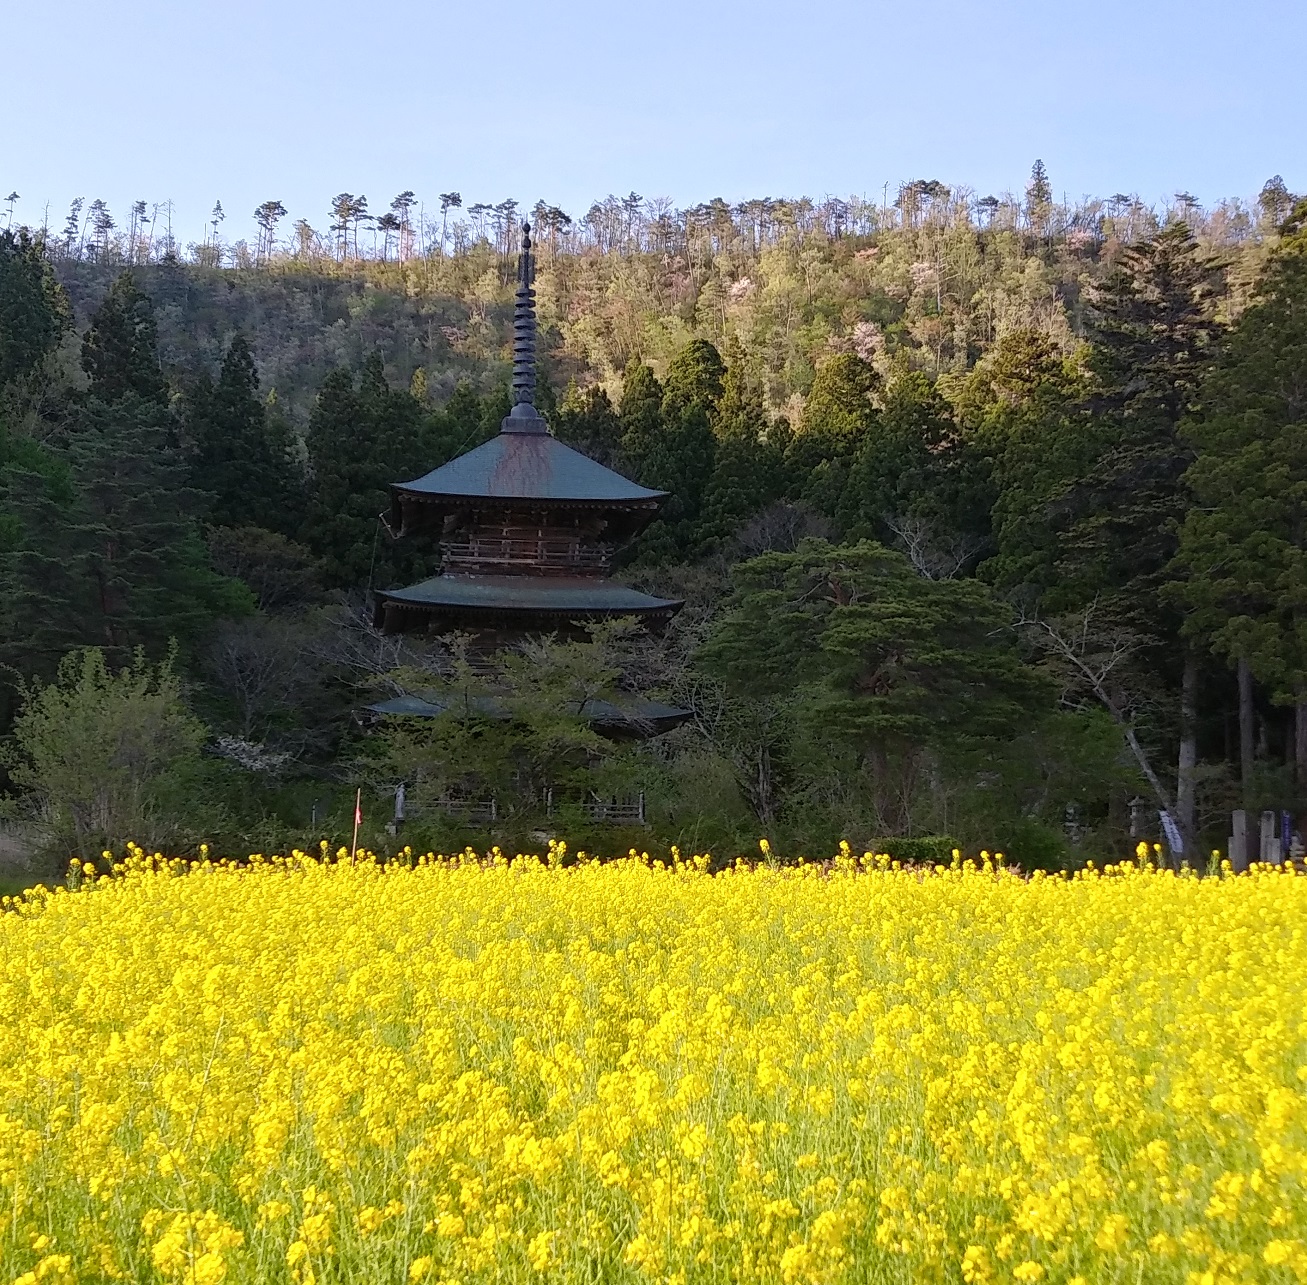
[367,692,691,737]
[376,573,682,616]
[394,432,666,509]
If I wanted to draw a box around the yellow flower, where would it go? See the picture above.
[0,842,1300,1282]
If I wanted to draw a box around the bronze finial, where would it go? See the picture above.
[508,222,539,417]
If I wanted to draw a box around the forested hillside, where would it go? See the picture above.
[2,171,1305,868]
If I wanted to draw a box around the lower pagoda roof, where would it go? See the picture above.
[373,573,684,633]
[367,693,691,738]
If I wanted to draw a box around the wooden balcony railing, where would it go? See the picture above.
[432,797,498,822]
[442,538,612,572]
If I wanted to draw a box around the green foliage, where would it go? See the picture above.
[617,361,664,475]
[302,352,427,587]
[866,835,960,864]
[1044,225,1221,635]
[80,271,167,405]
[205,525,323,615]
[0,394,252,682]
[186,336,300,533]
[661,338,726,418]
[618,352,718,555]
[0,646,209,853]
[704,539,1038,745]
[1087,222,1224,423]
[699,352,788,542]
[972,330,1095,601]
[364,624,651,824]
[0,229,69,391]
[553,382,621,467]
[842,370,988,569]
[1174,200,1307,703]
[802,352,878,444]
[699,539,1054,843]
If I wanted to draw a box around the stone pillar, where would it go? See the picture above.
[1260,809,1282,865]
[1230,809,1249,873]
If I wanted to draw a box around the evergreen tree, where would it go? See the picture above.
[303,352,427,588]
[1052,223,1222,627]
[80,272,168,406]
[700,539,1044,833]
[187,336,299,533]
[0,457,83,684]
[4,274,249,687]
[0,229,69,391]
[1,398,250,677]
[67,397,250,659]
[1174,200,1307,782]
[842,371,988,574]
[617,350,718,557]
[1027,159,1053,233]
[656,350,719,549]
[967,330,1091,599]
[424,378,497,467]
[661,338,726,419]
[701,356,783,541]
[554,382,622,467]
[789,352,879,518]
[617,360,663,476]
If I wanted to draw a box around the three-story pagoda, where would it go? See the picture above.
[373,225,683,643]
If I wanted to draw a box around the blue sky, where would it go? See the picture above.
[6,0,1304,245]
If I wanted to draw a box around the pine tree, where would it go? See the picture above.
[186,336,299,533]
[789,352,879,518]
[802,352,878,443]
[0,228,70,391]
[615,351,719,558]
[65,397,252,658]
[617,360,663,477]
[0,458,83,684]
[842,371,987,575]
[661,338,725,419]
[1,399,250,678]
[421,378,494,467]
[968,329,1091,599]
[1027,159,1053,233]
[700,539,1043,832]
[1174,200,1307,785]
[554,382,622,467]
[303,353,427,588]
[80,272,167,406]
[701,356,782,541]
[1030,224,1222,626]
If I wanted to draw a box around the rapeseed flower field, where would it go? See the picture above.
[0,845,1304,1284]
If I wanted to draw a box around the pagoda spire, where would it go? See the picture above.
[502,222,548,434]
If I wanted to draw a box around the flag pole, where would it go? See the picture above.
[350,787,362,865]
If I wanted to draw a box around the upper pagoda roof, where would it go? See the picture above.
[393,432,667,508]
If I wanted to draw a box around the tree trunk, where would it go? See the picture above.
[1238,656,1256,809]
[1296,698,1307,791]
[1176,650,1199,866]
